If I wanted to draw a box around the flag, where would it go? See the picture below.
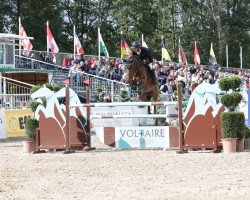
[161,37,171,62]
[178,40,188,65]
[142,34,148,48]
[98,28,109,57]
[194,42,201,65]
[47,23,59,54]
[19,23,33,51]
[74,29,84,55]
[121,32,130,58]
[209,43,217,66]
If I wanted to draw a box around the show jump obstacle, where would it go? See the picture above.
[32,81,225,153]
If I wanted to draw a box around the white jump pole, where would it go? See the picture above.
[90,114,168,119]
[70,101,186,108]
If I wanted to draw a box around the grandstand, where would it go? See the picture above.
[0,34,138,108]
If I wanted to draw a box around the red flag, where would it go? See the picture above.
[19,23,33,51]
[83,79,90,85]
[47,24,59,54]
[194,43,201,65]
[74,31,84,55]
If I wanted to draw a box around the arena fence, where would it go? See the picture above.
[0,94,31,109]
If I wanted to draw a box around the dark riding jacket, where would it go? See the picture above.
[132,47,153,65]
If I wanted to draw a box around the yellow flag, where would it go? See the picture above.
[162,47,171,62]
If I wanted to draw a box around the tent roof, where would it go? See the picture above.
[0,33,33,43]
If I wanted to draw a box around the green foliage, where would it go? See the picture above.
[219,78,231,92]
[1,1,249,65]
[219,76,242,92]
[31,85,41,94]
[96,88,103,93]
[120,90,130,102]
[229,76,241,91]
[244,126,250,138]
[52,85,60,92]
[42,83,53,90]
[25,118,39,141]
[220,92,243,111]
[95,88,105,102]
[221,112,245,138]
[29,101,40,113]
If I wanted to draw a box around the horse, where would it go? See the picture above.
[124,55,160,102]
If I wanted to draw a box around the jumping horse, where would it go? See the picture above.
[124,55,160,115]
[124,55,160,102]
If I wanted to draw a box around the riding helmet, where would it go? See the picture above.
[131,41,141,48]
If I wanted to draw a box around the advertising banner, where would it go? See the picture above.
[115,126,169,148]
[5,109,33,137]
[0,109,6,139]
[90,106,148,127]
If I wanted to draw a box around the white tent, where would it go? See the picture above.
[0,33,33,69]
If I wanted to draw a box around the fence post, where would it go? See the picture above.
[64,85,74,154]
[0,76,2,95]
[70,71,73,88]
[10,96,13,109]
[111,81,114,102]
[3,77,6,96]
[176,83,187,154]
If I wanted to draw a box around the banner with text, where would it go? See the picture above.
[5,109,33,137]
[115,126,169,148]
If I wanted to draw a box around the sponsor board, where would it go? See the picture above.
[5,109,33,137]
[90,106,148,127]
[115,126,169,148]
[0,109,6,139]
[0,65,15,69]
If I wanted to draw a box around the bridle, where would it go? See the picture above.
[125,56,148,95]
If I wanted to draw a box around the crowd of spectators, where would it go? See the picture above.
[63,54,250,99]
[15,52,59,70]
[16,51,250,100]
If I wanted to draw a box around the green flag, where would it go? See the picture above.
[98,28,109,57]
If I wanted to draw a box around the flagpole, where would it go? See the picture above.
[47,21,49,53]
[98,27,100,60]
[18,17,21,56]
[73,25,76,59]
[178,38,181,65]
[240,46,242,69]
[161,36,164,62]
[121,31,123,58]
[226,44,228,68]
[195,41,196,65]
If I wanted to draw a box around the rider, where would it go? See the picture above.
[130,41,156,84]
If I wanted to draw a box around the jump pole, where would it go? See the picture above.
[84,81,95,151]
[64,84,74,153]
[176,83,187,153]
[70,101,179,108]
